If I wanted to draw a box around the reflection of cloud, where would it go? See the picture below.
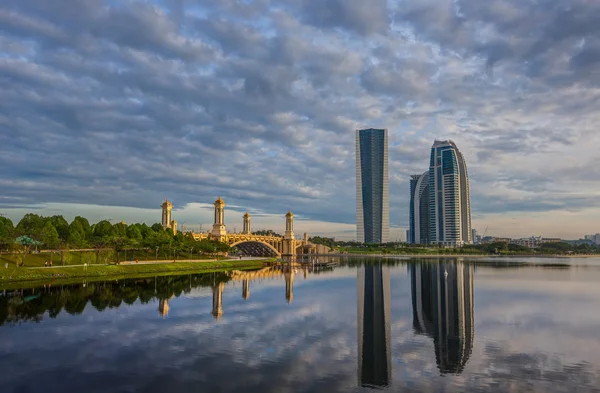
[2,263,600,392]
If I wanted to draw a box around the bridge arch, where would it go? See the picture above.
[230,240,281,257]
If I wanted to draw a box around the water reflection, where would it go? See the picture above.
[357,262,391,389]
[410,260,474,374]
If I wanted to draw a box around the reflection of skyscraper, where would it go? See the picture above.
[410,261,474,374]
[356,128,389,244]
[357,263,391,388]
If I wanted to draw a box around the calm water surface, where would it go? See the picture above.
[1,257,600,393]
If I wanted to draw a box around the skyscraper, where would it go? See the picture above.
[356,128,389,244]
[357,263,391,388]
[410,260,474,374]
[428,140,472,246]
[409,171,430,244]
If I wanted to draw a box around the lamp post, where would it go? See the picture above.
[189,247,193,260]
[155,246,159,261]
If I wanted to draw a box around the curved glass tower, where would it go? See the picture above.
[428,140,472,246]
[356,128,389,244]
[409,171,430,244]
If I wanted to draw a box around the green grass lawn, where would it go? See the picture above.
[0,259,266,286]
[0,250,215,268]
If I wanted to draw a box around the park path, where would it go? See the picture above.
[31,256,268,269]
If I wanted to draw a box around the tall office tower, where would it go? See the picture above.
[410,261,474,374]
[357,263,391,388]
[428,140,472,246]
[409,171,431,244]
[356,128,389,244]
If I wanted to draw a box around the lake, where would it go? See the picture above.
[1,257,600,392]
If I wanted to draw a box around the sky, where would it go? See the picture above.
[2,0,600,240]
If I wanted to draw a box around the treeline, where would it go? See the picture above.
[468,241,600,255]
[0,214,230,264]
[0,272,231,326]
[307,235,600,255]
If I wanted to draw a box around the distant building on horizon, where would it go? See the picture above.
[428,140,472,247]
[585,233,600,245]
[409,171,430,244]
[356,128,389,244]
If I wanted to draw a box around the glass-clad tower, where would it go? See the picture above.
[356,128,389,244]
[409,171,430,244]
[428,140,472,246]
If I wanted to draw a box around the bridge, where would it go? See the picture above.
[184,197,332,257]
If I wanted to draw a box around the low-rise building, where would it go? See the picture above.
[511,236,542,249]
[541,237,562,244]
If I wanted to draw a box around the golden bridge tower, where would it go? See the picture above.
[243,212,251,234]
[161,199,172,229]
[211,197,227,240]
[282,211,296,256]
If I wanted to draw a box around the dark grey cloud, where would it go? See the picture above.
[1,0,600,236]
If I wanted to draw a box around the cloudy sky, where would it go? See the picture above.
[2,0,600,239]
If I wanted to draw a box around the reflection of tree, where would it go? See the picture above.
[0,272,233,326]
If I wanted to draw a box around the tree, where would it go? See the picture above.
[0,217,14,249]
[112,222,127,238]
[15,214,45,240]
[93,220,114,239]
[127,225,142,241]
[71,216,92,240]
[67,229,85,248]
[49,215,69,242]
[13,236,42,267]
[151,223,164,232]
[41,221,60,249]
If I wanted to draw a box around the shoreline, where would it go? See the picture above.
[319,253,600,258]
[0,259,267,287]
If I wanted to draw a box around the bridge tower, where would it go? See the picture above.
[212,197,227,240]
[243,212,251,234]
[282,211,296,256]
[161,199,172,229]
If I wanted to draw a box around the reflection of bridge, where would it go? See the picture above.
[184,197,331,257]
[210,267,299,320]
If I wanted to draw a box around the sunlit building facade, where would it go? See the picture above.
[356,128,389,244]
[428,140,472,246]
[409,171,430,244]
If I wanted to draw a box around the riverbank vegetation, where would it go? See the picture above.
[0,214,231,268]
[309,237,600,255]
[0,271,237,325]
